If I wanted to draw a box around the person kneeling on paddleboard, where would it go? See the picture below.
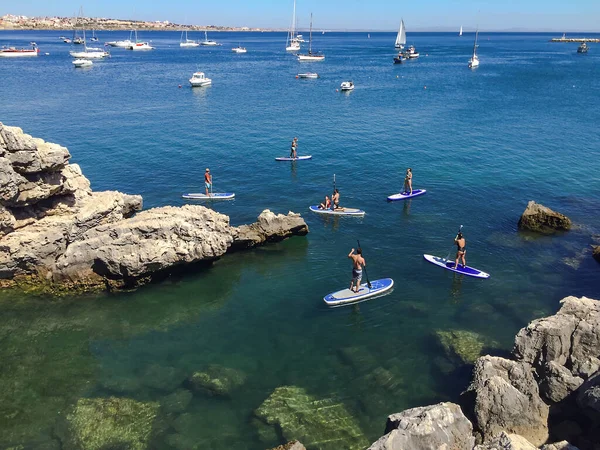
[454,232,466,269]
[348,248,366,293]
[204,168,212,197]
[318,195,331,210]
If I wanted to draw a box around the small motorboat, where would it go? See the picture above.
[393,53,406,64]
[297,73,319,79]
[232,46,247,53]
[405,45,419,58]
[73,37,85,45]
[72,59,93,67]
[189,72,212,87]
[63,38,72,44]
[577,42,589,53]
[340,81,354,91]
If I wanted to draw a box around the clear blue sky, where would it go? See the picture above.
[5,0,600,31]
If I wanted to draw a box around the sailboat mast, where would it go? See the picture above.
[473,29,478,56]
[309,13,313,54]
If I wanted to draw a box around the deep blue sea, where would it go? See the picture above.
[1,30,600,448]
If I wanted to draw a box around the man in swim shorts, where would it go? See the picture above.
[454,232,466,269]
[348,247,366,293]
[204,168,212,197]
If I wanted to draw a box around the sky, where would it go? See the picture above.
[4,0,600,31]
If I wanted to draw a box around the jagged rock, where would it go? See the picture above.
[539,361,583,403]
[435,329,487,365]
[187,364,246,397]
[462,356,549,446]
[518,201,571,234]
[368,402,475,450]
[540,441,581,450]
[0,124,37,152]
[269,441,307,450]
[56,397,160,450]
[577,372,600,415]
[514,296,600,380]
[473,431,537,450]
[592,245,600,263]
[254,386,368,449]
[0,156,24,203]
[231,210,308,250]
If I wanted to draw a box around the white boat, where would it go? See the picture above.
[72,37,85,45]
[69,26,110,58]
[297,14,325,61]
[459,26,463,36]
[297,73,319,78]
[72,59,93,67]
[469,29,480,68]
[232,45,247,53]
[63,38,72,43]
[200,31,219,46]
[180,30,199,47]
[405,45,419,58]
[577,42,589,53]
[90,29,98,41]
[0,44,39,58]
[340,81,354,91]
[127,31,154,50]
[106,32,134,48]
[296,34,305,43]
[189,72,212,87]
[286,0,301,51]
[395,19,406,49]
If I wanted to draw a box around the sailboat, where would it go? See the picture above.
[180,30,199,47]
[69,9,109,58]
[200,31,219,46]
[90,29,98,41]
[468,29,479,68]
[459,26,463,36]
[297,13,324,61]
[127,29,154,50]
[395,19,406,49]
[286,0,301,51]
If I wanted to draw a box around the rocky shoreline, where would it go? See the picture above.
[0,123,308,293]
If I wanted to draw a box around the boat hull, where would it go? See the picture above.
[0,49,39,57]
[69,51,108,59]
[180,42,200,48]
[297,54,325,62]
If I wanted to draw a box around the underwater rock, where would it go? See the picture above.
[518,200,571,234]
[187,364,246,397]
[337,345,379,373]
[435,329,487,365]
[254,385,369,449]
[140,364,186,392]
[57,397,160,450]
[368,402,475,450]
[160,389,193,415]
[269,441,307,450]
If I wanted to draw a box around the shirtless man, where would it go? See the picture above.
[204,168,212,197]
[454,232,466,269]
[331,189,341,210]
[348,248,366,293]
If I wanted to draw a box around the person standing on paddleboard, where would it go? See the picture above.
[348,248,366,293]
[454,232,466,269]
[204,168,212,197]
[404,168,413,195]
[290,137,298,159]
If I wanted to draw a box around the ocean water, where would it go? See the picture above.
[1,30,600,448]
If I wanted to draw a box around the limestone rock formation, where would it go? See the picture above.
[368,402,475,450]
[56,397,160,450]
[0,123,308,291]
[592,245,600,263]
[473,431,537,450]
[518,201,571,234]
[254,385,368,449]
[462,356,549,446]
[540,442,580,450]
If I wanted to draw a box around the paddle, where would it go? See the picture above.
[445,225,463,261]
[357,239,372,289]
[332,174,336,210]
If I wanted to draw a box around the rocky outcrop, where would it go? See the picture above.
[474,432,537,450]
[592,245,600,263]
[0,123,308,292]
[518,201,572,234]
[269,441,307,450]
[368,402,475,450]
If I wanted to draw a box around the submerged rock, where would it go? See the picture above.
[269,441,307,450]
[435,329,487,365]
[518,200,571,234]
[187,364,246,397]
[57,397,160,450]
[368,402,475,450]
[254,386,368,449]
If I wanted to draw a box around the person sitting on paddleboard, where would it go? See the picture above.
[332,189,342,210]
[404,168,413,195]
[348,247,366,293]
[318,195,331,210]
[454,232,466,269]
[204,168,212,197]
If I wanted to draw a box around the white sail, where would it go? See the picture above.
[286,0,300,51]
[395,20,406,48]
[459,26,463,36]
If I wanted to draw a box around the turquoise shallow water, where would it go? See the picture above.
[1,30,600,448]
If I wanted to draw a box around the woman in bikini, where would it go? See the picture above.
[404,168,413,195]
[318,195,331,210]
[454,232,466,269]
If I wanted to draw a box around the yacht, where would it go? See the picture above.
[189,72,212,87]
[200,31,219,46]
[127,30,154,50]
[340,81,354,91]
[0,44,39,57]
[180,30,199,47]
[577,42,589,53]
[106,31,134,48]
[297,14,325,61]
[286,0,301,51]
[72,59,93,67]
[232,45,247,53]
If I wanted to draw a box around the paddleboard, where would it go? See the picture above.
[387,189,427,201]
[309,205,365,216]
[324,278,394,306]
[423,254,490,279]
[182,193,235,200]
[275,155,312,161]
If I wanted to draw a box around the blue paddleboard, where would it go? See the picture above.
[275,155,312,161]
[324,278,394,306]
[387,189,427,201]
[423,254,490,279]
[182,193,235,200]
[309,205,365,216]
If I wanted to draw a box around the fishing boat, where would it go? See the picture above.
[0,44,39,57]
[200,31,219,46]
[459,25,463,36]
[395,19,406,49]
[577,42,589,53]
[286,0,301,51]
[180,30,199,47]
[468,29,480,68]
[72,59,93,67]
[296,73,319,78]
[340,81,354,91]
[232,45,247,53]
[297,14,325,61]
[189,72,212,87]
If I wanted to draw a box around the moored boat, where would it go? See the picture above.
[189,72,212,87]
[296,73,319,78]
[286,0,301,51]
[0,44,39,57]
[232,45,247,53]
[297,13,325,61]
[72,59,93,67]
[200,31,219,46]
[180,30,199,47]
[340,81,354,91]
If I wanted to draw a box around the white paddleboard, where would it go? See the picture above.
[324,278,394,306]
[387,189,427,201]
[423,254,490,279]
[275,155,312,161]
[309,205,365,216]
[182,193,235,200]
